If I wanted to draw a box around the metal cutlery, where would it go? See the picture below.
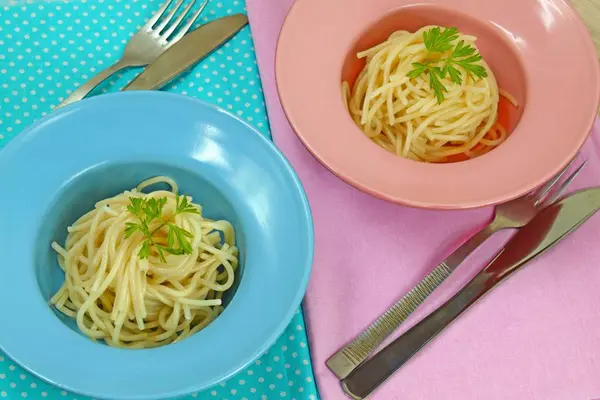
[341,183,600,399]
[56,0,208,109]
[327,158,586,379]
[122,14,248,91]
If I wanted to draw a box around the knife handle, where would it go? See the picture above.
[326,223,498,380]
[341,269,496,400]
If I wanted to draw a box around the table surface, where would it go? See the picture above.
[573,0,600,57]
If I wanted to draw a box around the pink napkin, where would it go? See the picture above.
[246,1,600,398]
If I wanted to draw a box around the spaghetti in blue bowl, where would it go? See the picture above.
[0,91,313,400]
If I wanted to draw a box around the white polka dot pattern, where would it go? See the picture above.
[0,0,319,399]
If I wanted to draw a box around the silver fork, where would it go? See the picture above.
[326,158,587,380]
[56,0,208,109]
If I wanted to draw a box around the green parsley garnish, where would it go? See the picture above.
[407,27,488,104]
[124,194,200,262]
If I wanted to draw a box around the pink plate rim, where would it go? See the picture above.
[275,0,600,209]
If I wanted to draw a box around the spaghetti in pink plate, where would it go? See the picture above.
[276,0,600,209]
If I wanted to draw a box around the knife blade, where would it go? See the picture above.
[341,187,600,400]
[123,14,248,91]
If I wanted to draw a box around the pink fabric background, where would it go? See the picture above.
[246,0,600,398]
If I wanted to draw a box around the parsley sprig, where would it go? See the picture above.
[124,195,200,262]
[407,27,488,104]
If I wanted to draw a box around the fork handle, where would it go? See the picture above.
[56,59,136,109]
[326,221,500,379]
[341,269,495,399]
[441,221,500,269]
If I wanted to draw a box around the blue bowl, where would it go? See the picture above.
[0,92,314,400]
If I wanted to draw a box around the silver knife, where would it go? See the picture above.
[122,14,248,91]
[341,187,600,399]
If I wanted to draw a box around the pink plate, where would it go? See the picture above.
[275,0,600,209]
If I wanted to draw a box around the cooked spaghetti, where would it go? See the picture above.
[50,176,238,348]
[342,25,518,163]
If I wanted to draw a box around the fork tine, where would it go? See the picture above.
[161,0,197,40]
[167,0,208,44]
[143,0,173,30]
[531,156,578,203]
[540,160,587,206]
[154,0,185,33]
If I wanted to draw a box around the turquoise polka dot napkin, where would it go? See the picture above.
[0,0,319,399]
